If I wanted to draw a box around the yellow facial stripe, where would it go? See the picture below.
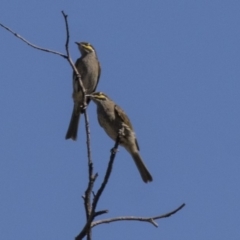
[81,44,93,51]
[93,93,106,100]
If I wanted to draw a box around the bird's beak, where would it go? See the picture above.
[75,42,80,45]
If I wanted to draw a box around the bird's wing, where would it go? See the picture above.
[114,104,140,151]
[114,104,133,129]
[73,57,87,92]
[93,60,101,92]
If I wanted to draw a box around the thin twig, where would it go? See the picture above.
[83,110,94,182]
[62,11,70,58]
[61,11,87,110]
[0,22,66,58]
[83,172,97,220]
[82,109,95,220]
[75,134,121,240]
[91,203,186,228]
[94,210,109,218]
[61,12,80,79]
[61,12,94,240]
[91,133,121,212]
[87,232,91,240]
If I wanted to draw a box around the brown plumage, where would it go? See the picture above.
[89,92,153,183]
[65,42,101,140]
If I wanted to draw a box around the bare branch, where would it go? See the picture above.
[94,210,108,217]
[78,111,96,223]
[0,22,67,58]
[81,109,95,222]
[60,12,94,239]
[91,203,186,228]
[92,133,121,211]
[61,11,87,110]
[1,15,91,220]
[75,134,121,240]
[87,232,91,240]
[83,110,94,182]
[61,11,70,58]
[0,13,83,100]
[83,172,97,220]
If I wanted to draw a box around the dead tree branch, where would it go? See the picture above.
[61,11,86,106]
[0,23,66,58]
[92,203,186,228]
[61,11,93,239]
[1,13,93,239]
[75,133,121,240]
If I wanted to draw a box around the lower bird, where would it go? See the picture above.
[88,92,153,183]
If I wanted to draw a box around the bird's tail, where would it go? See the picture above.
[65,107,80,140]
[131,152,153,183]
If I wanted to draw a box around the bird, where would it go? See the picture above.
[88,92,153,183]
[65,42,101,140]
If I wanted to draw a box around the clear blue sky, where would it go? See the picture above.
[1,1,240,239]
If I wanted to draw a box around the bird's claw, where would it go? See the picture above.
[111,147,119,154]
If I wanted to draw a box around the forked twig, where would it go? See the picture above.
[0,23,66,58]
[1,13,94,238]
[61,12,93,237]
[61,11,87,109]
[75,133,122,240]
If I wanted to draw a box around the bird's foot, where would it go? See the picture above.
[111,147,119,154]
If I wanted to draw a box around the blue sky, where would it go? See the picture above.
[1,1,240,239]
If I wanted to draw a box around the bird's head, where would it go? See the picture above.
[87,92,109,103]
[75,42,95,55]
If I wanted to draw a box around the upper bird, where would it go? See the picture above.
[88,92,153,183]
[65,42,101,140]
